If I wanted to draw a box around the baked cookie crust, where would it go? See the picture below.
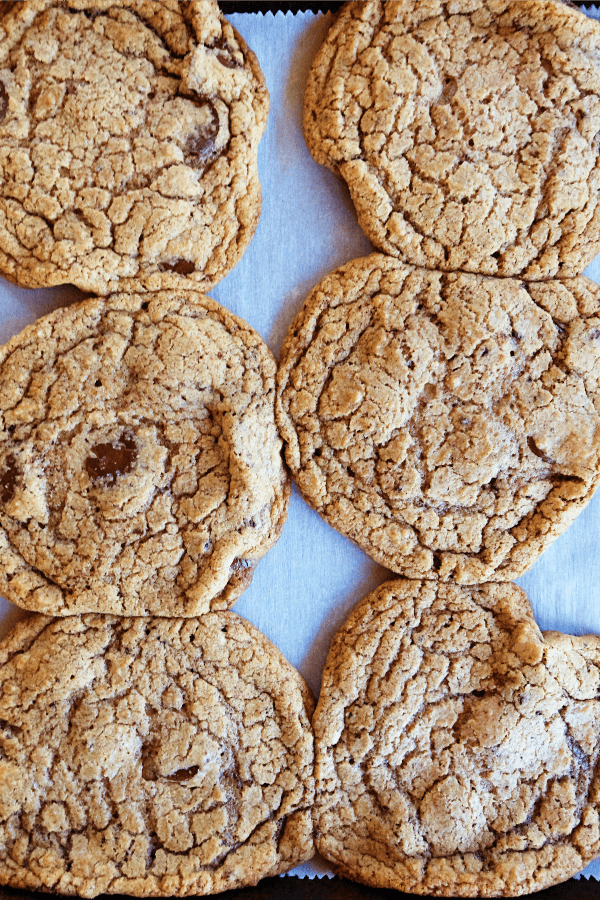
[0,612,314,897]
[276,254,600,583]
[304,0,600,279]
[0,0,268,293]
[0,290,289,616]
[314,578,600,896]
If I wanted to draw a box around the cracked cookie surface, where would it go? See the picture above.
[314,578,600,896]
[0,289,289,615]
[304,0,600,279]
[0,0,268,293]
[0,612,314,897]
[276,254,600,583]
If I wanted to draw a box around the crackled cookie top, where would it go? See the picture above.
[314,579,600,896]
[0,0,268,293]
[304,0,600,279]
[276,255,600,583]
[0,290,289,616]
[0,612,314,897]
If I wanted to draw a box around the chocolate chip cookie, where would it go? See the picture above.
[304,1,600,279]
[0,611,314,897]
[276,254,600,583]
[0,290,289,615]
[0,1,268,293]
[314,578,600,895]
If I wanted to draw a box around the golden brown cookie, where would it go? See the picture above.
[0,0,268,293]
[0,290,289,615]
[314,578,600,896]
[0,611,314,897]
[304,1,600,279]
[276,254,600,583]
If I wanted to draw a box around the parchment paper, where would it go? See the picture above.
[2,7,600,882]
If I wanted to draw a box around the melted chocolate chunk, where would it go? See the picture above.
[184,101,219,166]
[158,259,195,275]
[216,50,239,69]
[211,32,243,69]
[552,473,585,485]
[0,454,18,504]
[527,436,555,465]
[165,765,200,783]
[85,435,137,483]
[0,82,8,124]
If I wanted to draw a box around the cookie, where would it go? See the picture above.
[0,0,268,293]
[0,611,314,897]
[276,254,600,583]
[314,577,600,896]
[0,289,289,615]
[304,1,600,279]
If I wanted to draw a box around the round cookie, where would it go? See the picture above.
[0,290,289,615]
[0,0,268,293]
[314,578,600,896]
[0,611,314,897]
[276,254,600,583]
[304,1,600,279]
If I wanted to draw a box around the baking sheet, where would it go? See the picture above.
[2,7,600,883]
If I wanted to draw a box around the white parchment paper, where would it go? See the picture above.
[2,7,600,883]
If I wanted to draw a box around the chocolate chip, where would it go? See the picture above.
[0,82,9,124]
[527,436,555,465]
[0,454,18,504]
[212,33,243,69]
[165,765,200,783]
[552,474,585,485]
[158,259,195,275]
[184,101,219,166]
[216,50,239,69]
[85,434,137,483]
